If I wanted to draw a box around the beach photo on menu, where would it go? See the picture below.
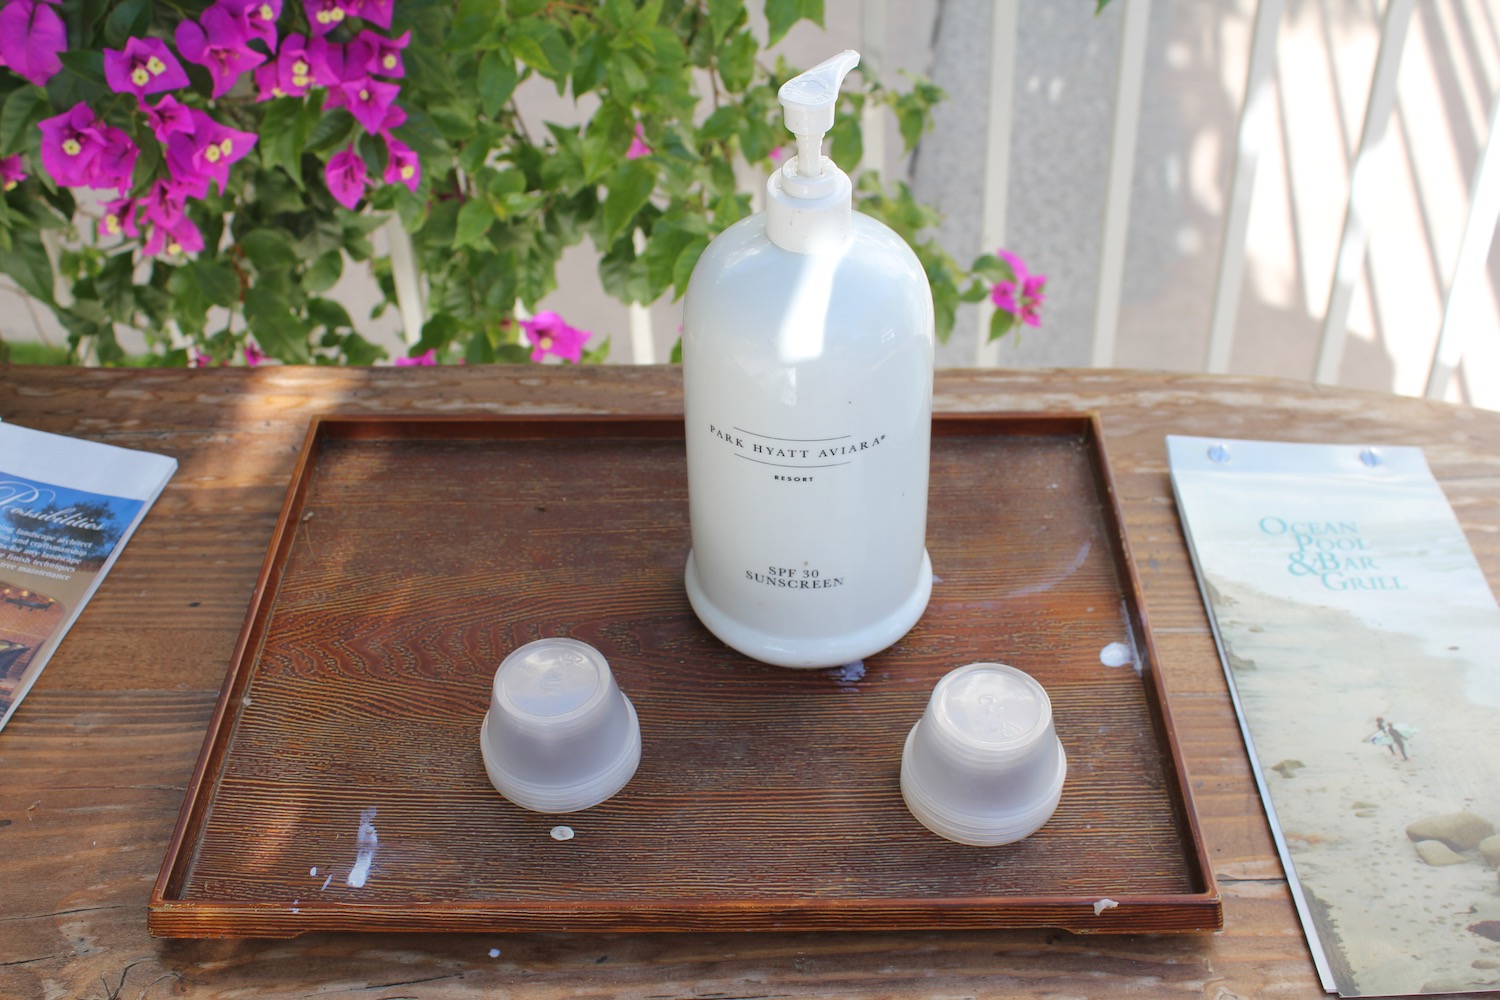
[1169,436,1500,998]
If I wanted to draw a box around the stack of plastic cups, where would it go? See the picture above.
[900,662,1067,846]
[480,638,642,813]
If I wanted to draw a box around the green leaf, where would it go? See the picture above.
[932,276,958,344]
[103,0,151,49]
[55,50,107,86]
[259,97,313,186]
[764,0,799,45]
[307,297,353,332]
[707,0,745,46]
[699,105,738,143]
[478,50,519,118]
[184,260,241,308]
[454,198,497,249]
[165,266,209,322]
[304,250,344,293]
[391,106,451,159]
[601,159,656,246]
[671,235,709,299]
[0,228,55,306]
[240,228,300,271]
[296,214,345,259]
[717,30,756,93]
[336,330,386,365]
[581,101,633,182]
[571,32,609,95]
[0,88,44,158]
[989,305,1020,342]
[897,105,926,153]
[305,109,357,154]
[509,0,547,16]
[244,287,312,364]
[513,18,571,84]
[669,337,682,363]
[970,252,1015,285]
[800,0,825,25]
[452,0,501,43]
[430,104,479,142]
[828,115,862,170]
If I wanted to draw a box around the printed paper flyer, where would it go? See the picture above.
[1169,435,1500,997]
[0,423,176,731]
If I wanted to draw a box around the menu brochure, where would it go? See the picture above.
[1169,435,1500,997]
[0,422,177,732]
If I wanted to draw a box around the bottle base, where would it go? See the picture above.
[683,550,933,669]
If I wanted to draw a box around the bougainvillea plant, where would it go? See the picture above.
[0,0,1045,366]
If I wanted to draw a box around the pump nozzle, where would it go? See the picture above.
[778,49,860,179]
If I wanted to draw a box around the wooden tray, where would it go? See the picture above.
[149,413,1221,938]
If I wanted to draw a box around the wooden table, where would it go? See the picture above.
[5,365,1498,999]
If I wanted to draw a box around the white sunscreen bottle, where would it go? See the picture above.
[682,50,936,669]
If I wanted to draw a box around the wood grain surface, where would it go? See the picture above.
[148,414,1217,937]
[5,365,1500,997]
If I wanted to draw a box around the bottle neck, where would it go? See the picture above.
[765,155,852,254]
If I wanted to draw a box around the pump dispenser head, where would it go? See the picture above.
[766,50,860,253]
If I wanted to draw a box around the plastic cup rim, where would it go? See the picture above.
[899,723,1067,845]
[481,702,642,813]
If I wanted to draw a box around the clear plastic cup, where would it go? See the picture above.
[480,638,642,813]
[900,662,1066,846]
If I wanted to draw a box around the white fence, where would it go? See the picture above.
[390,0,1495,407]
[6,1,1497,407]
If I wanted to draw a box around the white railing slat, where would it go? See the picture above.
[385,218,426,347]
[1426,84,1500,399]
[1090,0,1151,368]
[860,0,887,179]
[1312,0,1415,384]
[629,229,655,364]
[1206,0,1284,374]
[974,0,1019,367]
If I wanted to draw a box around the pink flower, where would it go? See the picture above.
[164,109,258,195]
[221,0,282,53]
[303,0,348,36]
[0,0,66,88]
[325,145,367,209]
[176,5,267,98]
[626,123,651,160]
[377,104,406,131]
[144,213,205,256]
[144,95,195,142]
[990,249,1046,327]
[769,146,785,163]
[520,311,591,364]
[38,104,104,188]
[0,154,25,190]
[382,134,419,191]
[243,342,266,366]
[276,33,316,93]
[191,349,215,367]
[342,0,393,29]
[98,197,138,240]
[140,177,193,227]
[394,348,436,366]
[90,126,140,192]
[350,28,407,77]
[333,75,400,134]
[306,34,347,84]
[104,37,190,98]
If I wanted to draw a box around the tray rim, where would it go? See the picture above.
[149,410,1222,938]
